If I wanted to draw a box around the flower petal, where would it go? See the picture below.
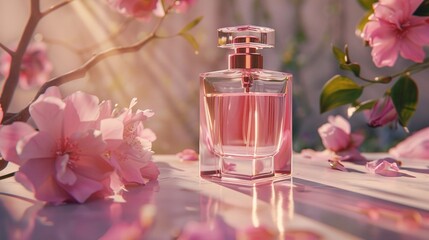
[55,155,77,185]
[100,118,124,149]
[19,158,70,204]
[0,122,36,164]
[19,131,56,163]
[61,174,104,203]
[366,158,401,177]
[29,96,65,139]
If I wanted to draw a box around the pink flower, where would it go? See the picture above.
[0,42,52,89]
[389,127,429,159]
[99,98,159,186]
[302,115,366,163]
[362,0,429,67]
[366,96,398,127]
[177,148,198,161]
[0,87,115,204]
[366,158,401,176]
[318,115,363,152]
[106,0,158,20]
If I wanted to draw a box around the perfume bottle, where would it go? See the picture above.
[200,25,292,185]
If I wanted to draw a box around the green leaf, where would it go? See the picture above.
[179,16,203,34]
[340,63,361,77]
[347,99,376,117]
[332,45,346,64]
[320,75,363,113]
[357,0,377,10]
[391,76,418,127]
[414,0,429,16]
[180,32,199,54]
[356,11,373,36]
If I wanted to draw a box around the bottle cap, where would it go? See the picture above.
[217,25,274,49]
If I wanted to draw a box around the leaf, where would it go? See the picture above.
[347,99,377,117]
[414,0,429,16]
[356,11,373,36]
[340,63,361,77]
[320,75,363,113]
[0,158,8,171]
[180,32,199,54]
[332,45,346,64]
[179,16,203,34]
[357,0,377,10]
[391,76,418,127]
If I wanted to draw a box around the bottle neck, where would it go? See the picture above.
[228,47,263,69]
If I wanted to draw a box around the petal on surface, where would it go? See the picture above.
[140,161,160,181]
[366,158,400,177]
[0,122,36,164]
[389,127,429,159]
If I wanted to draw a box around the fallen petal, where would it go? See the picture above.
[366,158,401,177]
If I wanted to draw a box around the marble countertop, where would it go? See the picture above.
[0,153,428,239]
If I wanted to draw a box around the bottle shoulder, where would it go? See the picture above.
[200,69,292,81]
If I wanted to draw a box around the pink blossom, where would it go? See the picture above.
[318,115,363,152]
[177,148,198,161]
[0,42,52,89]
[366,96,398,127]
[0,88,115,204]
[106,0,158,20]
[99,98,159,186]
[366,158,401,176]
[362,0,429,67]
[389,127,429,159]
[0,87,159,204]
[302,115,366,163]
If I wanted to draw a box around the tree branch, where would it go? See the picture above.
[41,0,75,17]
[3,0,180,124]
[0,0,42,112]
[0,43,14,56]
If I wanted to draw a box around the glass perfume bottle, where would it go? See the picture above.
[200,25,292,185]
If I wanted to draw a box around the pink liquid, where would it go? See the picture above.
[203,93,286,178]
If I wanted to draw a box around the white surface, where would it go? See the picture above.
[0,154,428,239]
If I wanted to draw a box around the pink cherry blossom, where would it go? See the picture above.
[0,87,115,204]
[318,115,363,152]
[366,96,398,127]
[106,0,158,20]
[389,127,429,159]
[176,148,198,161]
[99,98,159,186]
[0,42,52,89]
[366,158,401,176]
[362,0,429,67]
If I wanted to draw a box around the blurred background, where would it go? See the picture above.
[1,0,428,154]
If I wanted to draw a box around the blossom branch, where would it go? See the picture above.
[4,2,178,125]
[0,0,42,112]
[0,43,14,56]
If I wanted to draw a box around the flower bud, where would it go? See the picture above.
[367,97,397,127]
